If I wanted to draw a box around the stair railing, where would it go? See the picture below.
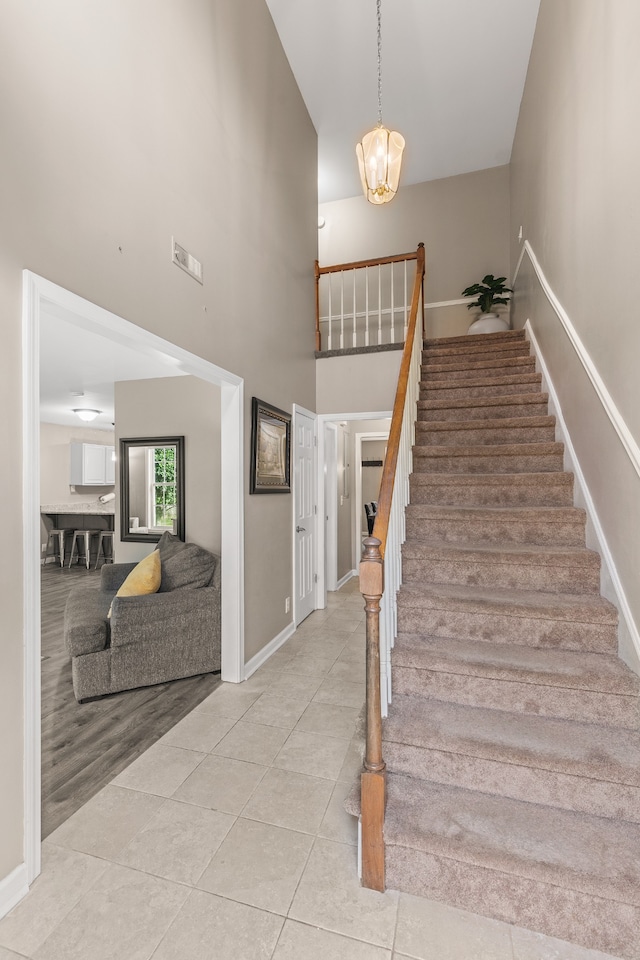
[359,242,425,892]
[315,248,423,352]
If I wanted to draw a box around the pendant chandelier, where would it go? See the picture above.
[356,0,405,205]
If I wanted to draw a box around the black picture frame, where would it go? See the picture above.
[120,436,185,542]
[250,398,291,494]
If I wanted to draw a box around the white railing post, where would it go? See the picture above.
[340,273,345,350]
[365,266,370,347]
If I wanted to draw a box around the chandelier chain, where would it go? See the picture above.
[377,0,382,126]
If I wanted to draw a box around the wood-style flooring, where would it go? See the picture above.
[41,562,220,838]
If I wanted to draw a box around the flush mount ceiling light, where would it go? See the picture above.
[72,408,101,422]
[356,0,405,205]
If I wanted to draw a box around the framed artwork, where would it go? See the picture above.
[250,397,291,494]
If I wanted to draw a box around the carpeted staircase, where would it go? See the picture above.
[370,329,640,958]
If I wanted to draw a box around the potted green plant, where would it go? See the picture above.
[461,274,513,334]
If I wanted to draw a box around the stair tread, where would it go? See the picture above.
[419,392,549,410]
[384,774,640,906]
[393,633,640,695]
[397,581,618,623]
[421,372,541,390]
[423,345,530,363]
[425,356,535,374]
[414,441,563,457]
[410,471,573,486]
[402,538,598,566]
[384,694,640,786]
[405,504,584,521]
[424,330,526,348]
[416,415,555,432]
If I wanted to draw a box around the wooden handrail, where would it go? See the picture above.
[317,249,419,276]
[371,243,425,556]
[358,242,425,892]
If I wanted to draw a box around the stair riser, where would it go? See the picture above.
[384,741,640,826]
[409,479,574,508]
[402,556,600,594]
[420,375,542,400]
[418,401,549,422]
[415,424,556,445]
[395,605,617,653]
[385,847,640,959]
[422,344,531,364]
[412,453,564,474]
[427,360,536,382]
[393,666,639,728]
[404,517,585,546]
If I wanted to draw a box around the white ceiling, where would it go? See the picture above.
[265,0,541,203]
[39,304,187,429]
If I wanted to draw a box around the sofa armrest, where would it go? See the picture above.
[101,562,138,593]
[109,587,219,647]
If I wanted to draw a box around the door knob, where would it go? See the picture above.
[296,526,306,533]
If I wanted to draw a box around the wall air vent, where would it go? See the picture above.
[172,238,203,285]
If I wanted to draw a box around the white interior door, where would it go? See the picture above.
[294,407,316,625]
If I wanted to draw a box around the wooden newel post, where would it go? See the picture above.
[314,260,321,352]
[359,536,386,892]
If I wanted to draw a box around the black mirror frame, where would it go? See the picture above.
[119,436,185,543]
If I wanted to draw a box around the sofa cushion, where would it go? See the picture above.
[116,550,161,598]
[157,531,216,591]
[65,581,112,657]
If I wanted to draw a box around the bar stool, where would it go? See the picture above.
[95,531,114,569]
[45,528,71,567]
[69,529,100,570]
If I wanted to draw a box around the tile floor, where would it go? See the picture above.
[0,578,621,960]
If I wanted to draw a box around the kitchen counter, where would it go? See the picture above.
[41,503,115,532]
[41,502,115,515]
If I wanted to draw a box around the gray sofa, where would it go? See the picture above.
[64,532,221,701]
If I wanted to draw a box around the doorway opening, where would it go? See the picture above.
[23,272,245,883]
[316,412,391,608]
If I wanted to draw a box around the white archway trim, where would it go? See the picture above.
[22,271,245,888]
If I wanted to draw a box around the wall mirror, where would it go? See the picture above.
[119,436,185,543]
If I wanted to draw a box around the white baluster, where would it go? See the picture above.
[404,260,408,337]
[390,263,395,343]
[365,266,369,347]
[327,278,333,352]
[340,272,344,350]
[378,266,382,346]
[352,268,357,348]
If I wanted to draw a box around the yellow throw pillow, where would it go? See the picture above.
[108,550,161,617]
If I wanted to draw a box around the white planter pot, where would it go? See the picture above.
[468,313,510,335]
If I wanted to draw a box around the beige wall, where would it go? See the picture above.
[114,376,221,563]
[0,0,316,887]
[317,351,401,415]
[510,0,640,667]
[319,166,511,337]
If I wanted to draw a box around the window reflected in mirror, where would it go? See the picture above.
[120,437,185,542]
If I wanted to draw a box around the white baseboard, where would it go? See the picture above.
[336,569,358,591]
[243,621,295,679]
[525,321,640,673]
[0,863,29,921]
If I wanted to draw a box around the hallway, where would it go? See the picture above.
[0,580,620,959]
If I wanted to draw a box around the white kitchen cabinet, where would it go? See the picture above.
[70,443,116,486]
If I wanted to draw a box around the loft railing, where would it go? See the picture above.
[315,248,423,352]
[359,242,426,891]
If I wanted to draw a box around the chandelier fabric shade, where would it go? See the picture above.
[356,124,405,205]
